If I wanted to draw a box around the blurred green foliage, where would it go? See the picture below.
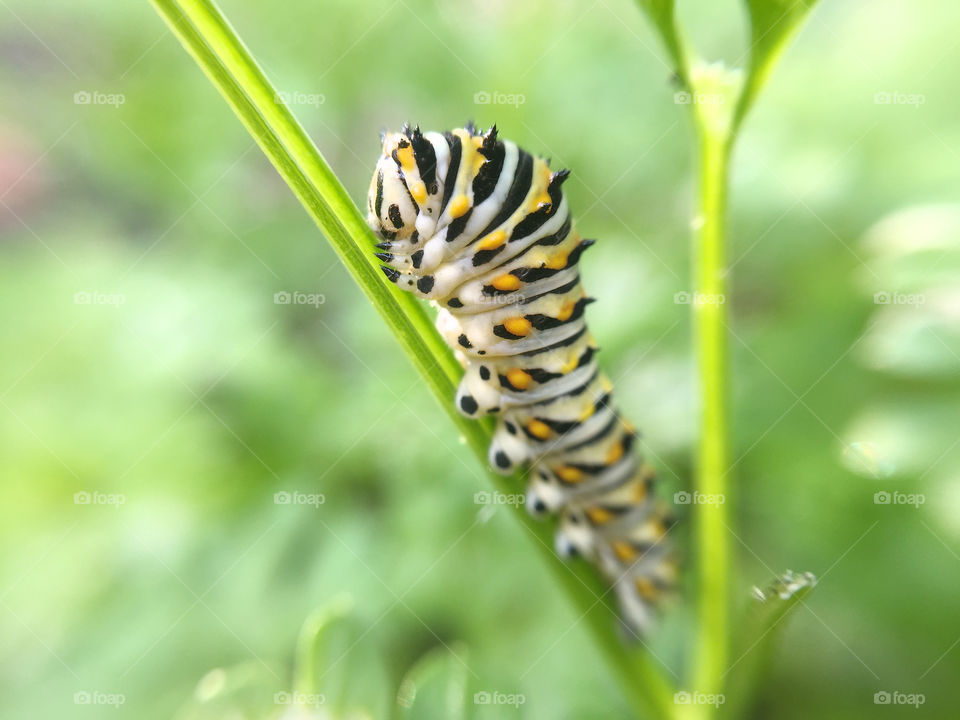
[1,0,959,718]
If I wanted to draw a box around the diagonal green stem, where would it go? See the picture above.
[148,0,675,716]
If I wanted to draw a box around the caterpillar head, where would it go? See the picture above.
[367,134,421,242]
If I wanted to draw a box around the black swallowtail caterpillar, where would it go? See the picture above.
[366,124,675,632]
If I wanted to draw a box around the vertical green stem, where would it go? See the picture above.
[691,126,732,704]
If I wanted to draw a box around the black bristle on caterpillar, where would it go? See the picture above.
[366,125,676,633]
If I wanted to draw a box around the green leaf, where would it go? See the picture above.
[396,644,470,720]
[292,594,355,697]
[633,0,690,85]
[294,597,392,718]
[721,570,817,718]
[735,0,820,129]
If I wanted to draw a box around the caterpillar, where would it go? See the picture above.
[366,123,676,633]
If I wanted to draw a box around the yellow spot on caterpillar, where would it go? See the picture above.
[544,249,569,270]
[561,354,580,374]
[632,480,649,502]
[503,316,532,337]
[532,163,553,209]
[396,143,416,172]
[471,150,486,175]
[533,190,551,209]
[622,419,636,434]
[556,465,584,483]
[410,180,427,204]
[448,195,470,218]
[527,419,552,439]
[578,404,595,422]
[506,368,532,390]
[601,376,614,393]
[606,441,624,464]
[459,135,486,178]
[586,506,614,525]
[635,577,657,600]
[476,230,507,250]
[492,274,522,292]
[613,540,638,563]
[556,300,577,322]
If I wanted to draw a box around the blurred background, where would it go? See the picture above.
[1,0,959,717]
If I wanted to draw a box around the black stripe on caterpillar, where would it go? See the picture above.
[366,124,676,633]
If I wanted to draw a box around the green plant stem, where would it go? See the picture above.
[149,1,675,716]
[690,126,733,706]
